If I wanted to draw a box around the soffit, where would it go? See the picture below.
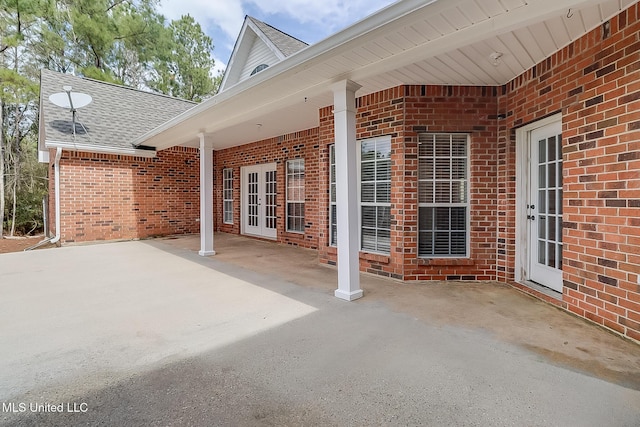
[136,0,635,151]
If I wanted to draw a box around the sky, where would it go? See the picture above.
[158,0,397,75]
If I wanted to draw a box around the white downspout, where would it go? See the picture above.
[24,147,62,252]
[50,147,62,244]
[24,148,62,251]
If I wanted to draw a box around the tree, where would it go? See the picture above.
[1,0,44,237]
[109,3,168,88]
[149,15,217,102]
[35,0,160,85]
[1,0,222,236]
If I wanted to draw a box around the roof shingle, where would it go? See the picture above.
[248,17,308,57]
[40,69,196,151]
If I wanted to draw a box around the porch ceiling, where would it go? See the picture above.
[133,0,635,151]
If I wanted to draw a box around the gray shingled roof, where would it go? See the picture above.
[248,17,308,57]
[40,69,196,150]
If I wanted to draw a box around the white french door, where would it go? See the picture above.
[241,163,277,239]
[528,121,563,292]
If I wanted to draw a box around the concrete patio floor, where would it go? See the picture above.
[1,233,639,426]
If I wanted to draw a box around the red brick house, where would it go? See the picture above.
[39,0,640,342]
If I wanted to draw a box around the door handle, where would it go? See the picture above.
[527,215,535,220]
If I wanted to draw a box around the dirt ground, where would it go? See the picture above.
[0,236,53,254]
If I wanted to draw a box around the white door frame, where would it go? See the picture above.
[240,163,277,239]
[515,113,563,292]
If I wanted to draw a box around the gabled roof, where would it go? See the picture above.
[247,17,308,57]
[39,69,196,157]
[219,16,308,91]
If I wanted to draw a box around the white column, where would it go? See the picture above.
[332,80,363,301]
[198,133,215,256]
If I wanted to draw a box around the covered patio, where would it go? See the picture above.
[129,0,635,302]
[1,234,639,424]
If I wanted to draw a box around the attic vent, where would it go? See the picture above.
[250,64,269,76]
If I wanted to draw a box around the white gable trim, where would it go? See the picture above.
[246,19,286,61]
[220,17,287,92]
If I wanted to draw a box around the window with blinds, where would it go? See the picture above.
[418,133,469,257]
[223,168,233,224]
[360,137,391,253]
[286,159,305,232]
[329,146,337,246]
[329,136,392,254]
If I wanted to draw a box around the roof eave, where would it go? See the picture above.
[133,0,613,150]
[45,140,157,158]
[133,0,441,149]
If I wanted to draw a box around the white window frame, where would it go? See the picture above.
[223,168,233,224]
[358,135,392,254]
[417,133,470,258]
[286,159,305,233]
[329,135,392,255]
[329,146,337,246]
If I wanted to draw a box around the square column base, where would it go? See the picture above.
[198,250,216,257]
[334,289,364,301]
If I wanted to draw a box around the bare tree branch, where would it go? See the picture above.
[106,0,130,13]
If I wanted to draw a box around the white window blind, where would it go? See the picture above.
[223,168,233,224]
[360,137,391,253]
[418,133,469,257]
[329,137,392,253]
[329,146,337,246]
[286,159,305,232]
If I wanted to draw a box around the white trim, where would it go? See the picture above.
[45,140,156,158]
[515,113,562,284]
[38,150,50,163]
[246,19,287,61]
[219,18,287,92]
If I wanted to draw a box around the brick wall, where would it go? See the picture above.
[499,3,640,341]
[318,87,407,279]
[402,85,499,281]
[54,146,202,243]
[315,86,500,281]
[214,128,320,249]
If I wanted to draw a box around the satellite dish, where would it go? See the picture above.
[49,86,92,137]
[49,89,92,110]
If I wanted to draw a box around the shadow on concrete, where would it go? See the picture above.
[3,234,639,426]
[5,280,640,426]
[141,233,640,392]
